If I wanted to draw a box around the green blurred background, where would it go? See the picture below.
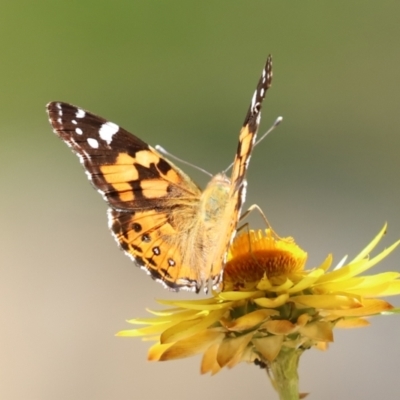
[1,1,400,399]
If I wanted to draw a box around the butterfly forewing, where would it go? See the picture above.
[47,55,274,292]
[208,56,273,282]
[47,102,201,210]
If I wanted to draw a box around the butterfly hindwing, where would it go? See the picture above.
[108,208,199,290]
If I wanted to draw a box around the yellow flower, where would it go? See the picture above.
[117,224,400,375]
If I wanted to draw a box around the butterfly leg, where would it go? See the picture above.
[238,204,282,240]
[232,221,265,275]
[236,204,268,237]
[234,204,279,268]
[234,205,268,268]
[238,203,271,228]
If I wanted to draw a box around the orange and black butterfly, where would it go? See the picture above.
[47,55,273,292]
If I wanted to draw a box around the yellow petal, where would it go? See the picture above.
[328,298,393,317]
[313,272,400,295]
[314,341,329,350]
[299,321,334,342]
[267,278,294,292]
[316,259,367,284]
[335,318,370,328]
[253,335,284,362]
[160,330,225,361]
[347,240,400,277]
[235,343,256,364]
[253,294,289,308]
[316,254,333,272]
[218,290,264,301]
[226,342,257,369]
[161,308,227,344]
[223,309,273,332]
[377,280,400,296]
[145,307,186,316]
[297,313,312,327]
[332,255,348,271]
[345,282,392,297]
[319,239,399,283]
[357,272,400,286]
[116,320,176,337]
[128,309,206,324]
[201,343,221,375]
[291,294,361,309]
[157,298,232,311]
[284,336,310,349]
[350,224,387,263]
[225,346,246,369]
[216,332,253,368]
[148,342,174,361]
[261,320,297,335]
[256,275,273,291]
[287,269,325,293]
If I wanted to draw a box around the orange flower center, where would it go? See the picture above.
[223,230,307,290]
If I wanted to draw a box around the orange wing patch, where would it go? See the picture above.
[100,154,140,181]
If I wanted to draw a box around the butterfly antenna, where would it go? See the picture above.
[223,116,283,174]
[155,145,213,178]
[254,116,283,147]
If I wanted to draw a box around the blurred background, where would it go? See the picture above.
[1,1,400,399]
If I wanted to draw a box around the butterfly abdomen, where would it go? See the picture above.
[200,174,231,223]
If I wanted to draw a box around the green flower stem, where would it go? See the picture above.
[269,347,303,400]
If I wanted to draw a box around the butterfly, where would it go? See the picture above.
[47,55,273,293]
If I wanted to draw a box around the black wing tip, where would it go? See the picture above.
[46,102,88,119]
[46,101,62,110]
[46,101,57,114]
[46,101,76,111]
[261,54,273,92]
[242,54,274,128]
[265,54,273,87]
[46,101,66,119]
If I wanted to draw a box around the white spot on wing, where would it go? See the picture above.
[87,138,99,148]
[84,169,93,181]
[76,109,86,118]
[75,128,83,135]
[99,122,119,144]
[250,90,257,110]
[56,103,63,116]
[240,180,247,204]
[72,120,77,125]
[75,151,84,166]
[65,139,74,149]
[107,208,114,230]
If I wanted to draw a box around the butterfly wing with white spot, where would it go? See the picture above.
[47,102,204,291]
